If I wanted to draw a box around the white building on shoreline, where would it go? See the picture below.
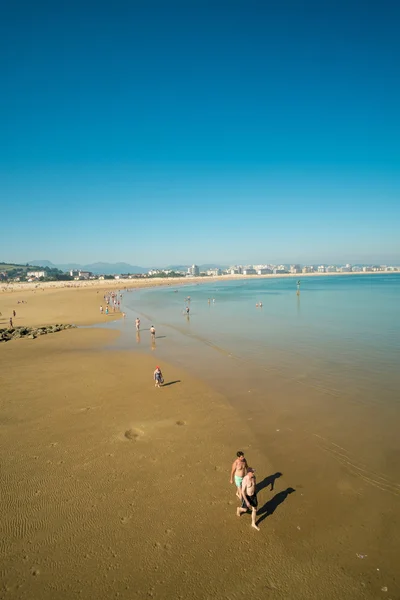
[27,271,46,279]
[187,265,200,276]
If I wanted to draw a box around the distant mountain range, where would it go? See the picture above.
[29,260,228,275]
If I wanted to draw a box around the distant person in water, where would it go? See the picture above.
[154,366,163,387]
[237,468,259,530]
[186,306,190,314]
[230,451,248,499]
[135,318,140,331]
[150,325,156,339]
[208,298,210,304]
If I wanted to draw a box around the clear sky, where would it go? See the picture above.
[1,0,399,266]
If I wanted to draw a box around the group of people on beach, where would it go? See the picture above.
[100,291,123,316]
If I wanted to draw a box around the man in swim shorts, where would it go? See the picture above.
[237,468,260,530]
[230,451,248,499]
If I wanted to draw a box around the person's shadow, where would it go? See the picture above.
[162,380,181,387]
[256,488,296,526]
[256,472,282,493]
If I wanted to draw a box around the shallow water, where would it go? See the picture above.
[119,274,400,401]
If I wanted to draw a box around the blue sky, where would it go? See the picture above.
[1,0,399,266]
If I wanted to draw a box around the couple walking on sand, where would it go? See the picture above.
[230,450,260,531]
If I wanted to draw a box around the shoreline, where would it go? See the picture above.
[1,269,398,295]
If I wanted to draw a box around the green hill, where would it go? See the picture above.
[0,262,71,281]
[0,262,41,273]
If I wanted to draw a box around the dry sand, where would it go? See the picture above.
[0,287,122,327]
[1,288,399,599]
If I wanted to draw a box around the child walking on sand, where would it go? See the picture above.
[154,366,164,387]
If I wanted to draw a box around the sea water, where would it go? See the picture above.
[122,274,400,394]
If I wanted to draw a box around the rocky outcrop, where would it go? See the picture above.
[0,324,77,343]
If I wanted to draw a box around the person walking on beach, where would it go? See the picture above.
[150,325,156,340]
[135,318,140,331]
[154,366,164,387]
[230,451,248,499]
[100,305,103,315]
[237,468,260,531]
[13,310,16,318]
[9,317,13,328]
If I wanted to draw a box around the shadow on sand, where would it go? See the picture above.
[256,488,296,526]
[256,472,282,493]
[162,380,181,387]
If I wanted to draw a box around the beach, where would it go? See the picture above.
[1,282,399,599]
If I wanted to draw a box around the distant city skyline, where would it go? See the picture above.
[2,259,399,284]
[1,2,399,265]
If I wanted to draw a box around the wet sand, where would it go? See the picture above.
[1,288,399,599]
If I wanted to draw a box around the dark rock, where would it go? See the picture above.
[1,323,76,342]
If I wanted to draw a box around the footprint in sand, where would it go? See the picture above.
[176,420,186,426]
[124,428,142,441]
[120,516,131,525]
